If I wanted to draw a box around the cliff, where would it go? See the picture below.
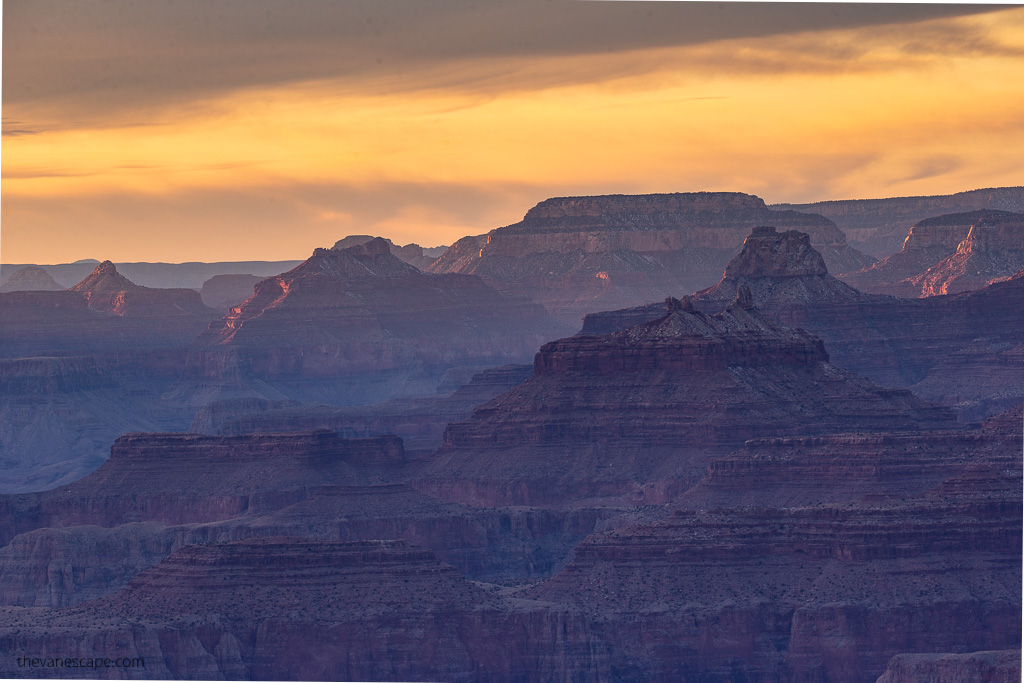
[425,294,954,506]
[187,237,570,405]
[428,193,874,324]
[843,210,1024,296]
[776,186,1024,258]
[581,230,1024,418]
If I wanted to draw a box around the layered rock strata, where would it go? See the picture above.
[426,294,954,506]
[189,364,534,453]
[582,229,1024,415]
[187,238,569,404]
[428,193,874,323]
[776,186,1024,258]
[843,210,1024,296]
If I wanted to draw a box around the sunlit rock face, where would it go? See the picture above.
[186,237,571,405]
[775,186,1024,259]
[581,229,1024,419]
[0,266,64,293]
[423,294,954,507]
[428,192,874,324]
[843,210,1024,296]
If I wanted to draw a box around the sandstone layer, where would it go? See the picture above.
[186,238,570,405]
[428,192,874,324]
[843,210,1024,297]
[776,186,1024,258]
[582,228,1024,418]
[425,294,954,506]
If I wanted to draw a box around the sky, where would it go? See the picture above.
[3,1,1024,264]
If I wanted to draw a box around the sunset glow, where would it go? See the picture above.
[3,3,1024,263]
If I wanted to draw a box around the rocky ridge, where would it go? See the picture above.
[186,237,570,405]
[428,192,874,324]
[776,186,1024,258]
[581,228,1024,419]
[425,292,954,506]
[843,210,1024,296]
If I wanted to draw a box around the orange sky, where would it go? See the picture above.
[3,2,1024,264]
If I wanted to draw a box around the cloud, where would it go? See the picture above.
[3,0,1007,123]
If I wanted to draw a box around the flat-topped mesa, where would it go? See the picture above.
[536,293,827,375]
[484,192,849,251]
[723,226,828,278]
[0,266,64,293]
[330,235,443,270]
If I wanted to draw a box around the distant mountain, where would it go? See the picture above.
[0,259,305,290]
[775,186,1024,259]
[428,192,874,325]
[581,227,1024,420]
[186,237,571,404]
[842,209,1024,296]
[0,266,64,293]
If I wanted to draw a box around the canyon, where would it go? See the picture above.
[843,210,1024,297]
[428,192,876,324]
[584,227,1024,421]
[1,188,1021,680]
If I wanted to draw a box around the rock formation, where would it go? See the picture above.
[69,261,214,318]
[582,228,1024,419]
[519,405,1021,681]
[427,192,874,324]
[330,234,446,270]
[187,237,570,405]
[0,266,64,293]
[424,295,954,506]
[776,186,1024,258]
[843,210,1024,296]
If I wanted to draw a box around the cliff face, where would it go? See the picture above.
[186,238,570,404]
[425,295,953,506]
[428,193,874,324]
[0,403,1016,681]
[843,210,1024,296]
[582,230,1024,419]
[776,186,1024,258]
[520,405,1021,681]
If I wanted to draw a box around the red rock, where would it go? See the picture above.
[428,192,874,323]
[839,210,1014,295]
[425,296,954,506]
[188,237,570,404]
[777,186,1024,258]
[583,231,1024,418]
